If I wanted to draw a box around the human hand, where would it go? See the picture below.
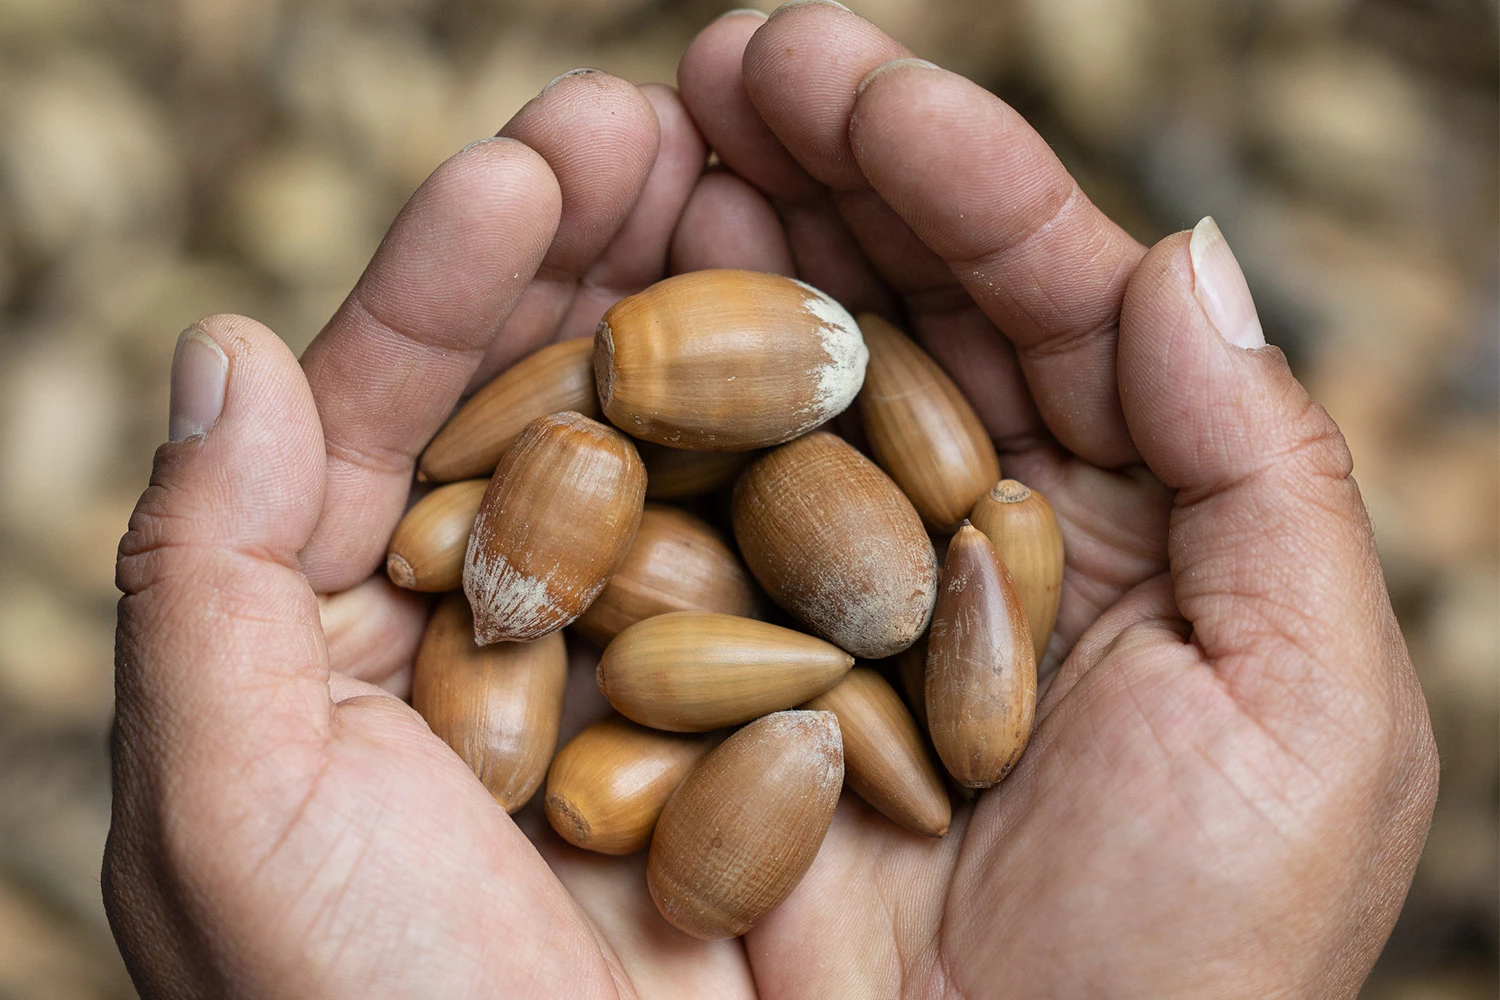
[105,4,1438,998]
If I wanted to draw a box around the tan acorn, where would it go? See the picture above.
[597,611,852,731]
[732,432,937,659]
[648,710,843,939]
[595,269,868,451]
[385,479,488,592]
[545,717,720,855]
[638,441,756,500]
[419,337,598,483]
[572,505,758,646]
[926,524,1036,788]
[463,411,646,643]
[856,314,999,533]
[412,593,568,812]
[894,636,929,732]
[968,480,1065,663]
[803,668,950,837]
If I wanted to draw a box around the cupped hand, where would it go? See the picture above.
[105,5,1438,998]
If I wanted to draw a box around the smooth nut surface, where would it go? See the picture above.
[732,431,938,659]
[412,593,568,812]
[638,441,756,500]
[463,411,646,643]
[647,710,843,939]
[968,480,1064,666]
[386,479,488,592]
[595,269,868,451]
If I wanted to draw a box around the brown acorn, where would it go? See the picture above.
[595,270,868,451]
[412,593,568,812]
[597,611,852,731]
[463,411,646,643]
[926,524,1036,788]
[894,636,929,732]
[856,314,999,533]
[544,717,719,855]
[803,668,950,837]
[572,505,758,646]
[638,441,756,500]
[968,480,1065,663]
[647,710,843,939]
[419,337,598,483]
[385,479,488,592]
[732,432,937,659]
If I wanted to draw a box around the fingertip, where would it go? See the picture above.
[670,170,795,275]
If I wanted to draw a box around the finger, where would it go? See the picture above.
[318,575,430,696]
[298,138,563,591]
[117,316,332,776]
[669,170,795,275]
[1118,220,1424,746]
[677,10,894,314]
[478,71,664,382]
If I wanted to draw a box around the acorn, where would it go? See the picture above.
[638,441,756,500]
[419,337,597,483]
[412,593,568,812]
[803,668,950,837]
[572,505,758,646]
[544,716,719,855]
[894,636,929,732]
[595,269,868,451]
[385,479,488,592]
[464,411,646,643]
[856,314,999,533]
[968,480,1065,663]
[732,432,938,659]
[926,524,1036,788]
[597,611,852,731]
[647,710,843,939]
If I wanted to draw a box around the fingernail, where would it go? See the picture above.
[857,57,941,95]
[169,327,228,442]
[542,67,599,94]
[1189,217,1266,350]
[771,0,851,16]
[717,7,769,21]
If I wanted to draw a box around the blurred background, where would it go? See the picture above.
[0,0,1493,995]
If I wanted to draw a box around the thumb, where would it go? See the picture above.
[1118,219,1424,752]
[116,315,332,785]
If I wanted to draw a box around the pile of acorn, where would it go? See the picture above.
[384,269,1063,940]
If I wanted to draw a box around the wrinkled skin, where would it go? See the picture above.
[105,6,1438,998]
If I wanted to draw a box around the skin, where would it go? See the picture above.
[105,6,1439,999]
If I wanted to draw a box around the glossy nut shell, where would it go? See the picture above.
[386,479,488,592]
[968,480,1065,665]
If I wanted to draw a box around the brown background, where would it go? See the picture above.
[0,0,1494,995]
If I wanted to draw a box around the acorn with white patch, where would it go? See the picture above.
[593,269,868,451]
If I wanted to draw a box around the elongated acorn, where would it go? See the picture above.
[386,479,488,592]
[595,270,868,451]
[895,636,929,732]
[856,314,999,533]
[639,441,756,500]
[803,668,950,837]
[464,411,646,643]
[648,710,843,939]
[412,593,568,812]
[926,524,1036,788]
[545,717,719,855]
[573,505,758,646]
[732,432,937,658]
[968,480,1064,664]
[419,338,598,483]
[597,611,852,731]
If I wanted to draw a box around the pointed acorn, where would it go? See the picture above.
[732,431,938,658]
[597,611,852,731]
[463,411,646,643]
[968,480,1065,664]
[856,314,999,533]
[926,523,1036,788]
[648,710,843,939]
[412,593,568,812]
[386,479,488,592]
[572,505,758,646]
[803,667,950,837]
[545,717,720,855]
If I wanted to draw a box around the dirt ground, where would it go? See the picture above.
[0,0,1494,995]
